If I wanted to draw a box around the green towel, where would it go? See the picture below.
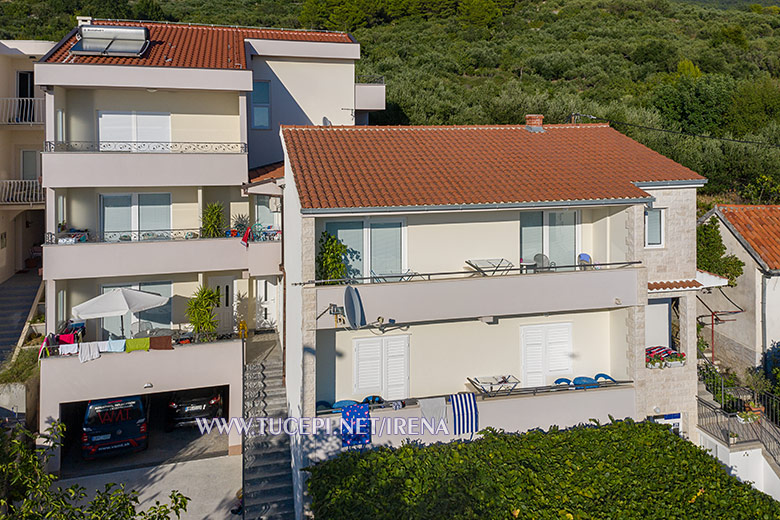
[125,337,150,353]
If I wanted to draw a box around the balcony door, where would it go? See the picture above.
[98,111,171,151]
[520,210,579,269]
[20,150,39,180]
[324,218,405,281]
[100,193,171,242]
[209,275,235,335]
[521,323,573,387]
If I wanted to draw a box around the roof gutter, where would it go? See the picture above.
[299,196,655,216]
[633,180,707,189]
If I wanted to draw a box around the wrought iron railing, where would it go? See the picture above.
[697,398,759,446]
[0,180,43,204]
[0,98,43,124]
[304,260,642,286]
[45,226,281,245]
[356,74,385,84]
[44,141,247,153]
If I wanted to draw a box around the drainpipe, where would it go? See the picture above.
[279,192,286,387]
[763,273,769,360]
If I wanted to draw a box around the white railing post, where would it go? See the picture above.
[0,180,44,204]
[0,98,44,124]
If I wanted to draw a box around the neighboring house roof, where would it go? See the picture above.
[44,19,353,70]
[647,270,728,293]
[703,204,780,272]
[249,162,284,184]
[281,124,705,211]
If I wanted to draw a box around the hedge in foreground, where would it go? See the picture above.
[306,420,780,519]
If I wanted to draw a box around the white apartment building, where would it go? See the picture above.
[279,118,722,513]
[35,18,383,472]
[0,39,55,283]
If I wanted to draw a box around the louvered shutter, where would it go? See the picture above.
[522,327,545,387]
[354,338,382,395]
[383,336,409,400]
[547,323,573,373]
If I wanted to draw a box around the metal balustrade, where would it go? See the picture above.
[45,226,281,245]
[0,180,43,204]
[0,98,44,124]
[44,141,247,153]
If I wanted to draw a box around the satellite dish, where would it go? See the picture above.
[344,286,366,330]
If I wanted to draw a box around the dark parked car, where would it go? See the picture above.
[165,387,223,431]
[82,396,148,460]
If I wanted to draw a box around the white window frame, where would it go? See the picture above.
[99,192,173,239]
[251,80,271,130]
[97,110,172,148]
[324,217,407,281]
[353,334,410,400]
[644,207,665,249]
[520,209,581,266]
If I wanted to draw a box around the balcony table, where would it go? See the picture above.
[468,375,520,397]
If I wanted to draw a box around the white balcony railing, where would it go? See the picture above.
[0,98,44,124]
[0,180,43,204]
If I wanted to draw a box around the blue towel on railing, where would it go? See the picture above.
[341,404,371,448]
[450,393,478,435]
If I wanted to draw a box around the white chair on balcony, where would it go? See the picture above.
[533,254,555,272]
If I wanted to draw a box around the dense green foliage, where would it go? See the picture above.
[307,422,780,519]
[697,217,745,284]
[316,231,349,282]
[185,285,220,339]
[200,202,225,239]
[5,0,780,193]
[1,424,189,519]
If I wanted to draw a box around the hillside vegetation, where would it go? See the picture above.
[4,0,780,195]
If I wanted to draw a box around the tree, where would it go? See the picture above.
[742,174,780,205]
[133,0,166,21]
[697,217,744,286]
[0,423,189,519]
[315,231,349,283]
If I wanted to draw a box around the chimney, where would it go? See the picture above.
[77,16,93,26]
[525,114,544,132]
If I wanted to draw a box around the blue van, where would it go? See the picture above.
[82,396,148,459]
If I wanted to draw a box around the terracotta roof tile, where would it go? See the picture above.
[281,124,705,210]
[44,20,353,70]
[648,280,703,291]
[718,205,780,270]
[249,161,284,184]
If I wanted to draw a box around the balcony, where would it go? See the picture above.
[42,141,248,188]
[355,75,385,111]
[312,261,642,329]
[0,180,43,207]
[43,228,282,279]
[0,98,44,125]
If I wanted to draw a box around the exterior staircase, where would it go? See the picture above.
[0,271,41,364]
[243,339,295,520]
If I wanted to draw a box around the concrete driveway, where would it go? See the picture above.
[57,454,242,519]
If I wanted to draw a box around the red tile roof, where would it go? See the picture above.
[44,20,353,70]
[717,205,780,270]
[281,124,705,210]
[648,279,703,291]
[249,162,284,184]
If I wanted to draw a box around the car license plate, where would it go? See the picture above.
[185,405,205,412]
[92,434,110,441]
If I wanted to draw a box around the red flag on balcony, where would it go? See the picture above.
[241,227,251,248]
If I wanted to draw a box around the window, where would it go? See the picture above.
[255,195,280,229]
[56,109,65,142]
[56,289,66,327]
[99,193,172,241]
[325,219,406,281]
[645,208,664,248]
[353,335,409,400]
[97,111,171,150]
[520,210,579,268]
[16,71,33,98]
[521,323,573,387]
[100,282,172,339]
[251,81,270,130]
[20,150,39,180]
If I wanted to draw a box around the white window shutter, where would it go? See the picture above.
[547,323,573,373]
[354,338,383,395]
[522,327,545,387]
[383,336,409,400]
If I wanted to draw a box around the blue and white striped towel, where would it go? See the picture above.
[450,393,478,435]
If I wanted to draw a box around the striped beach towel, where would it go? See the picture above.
[450,393,478,435]
[646,346,675,359]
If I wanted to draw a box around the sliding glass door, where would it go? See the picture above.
[547,211,577,269]
[101,194,132,242]
[138,193,172,240]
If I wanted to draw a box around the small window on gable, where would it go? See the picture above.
[645,208,665,248]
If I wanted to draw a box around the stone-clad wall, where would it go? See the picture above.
[641,187,698,282]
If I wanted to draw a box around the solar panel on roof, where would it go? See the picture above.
[70,25,150,57]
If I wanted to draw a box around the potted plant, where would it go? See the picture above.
[729,432,739,445]
[746,400,765,415]
[201,202,225,239]
[737,410,760,424]
[646,354,665,369]
[666,351,686,368]
[185,285,221,342]
[232,214,250,236]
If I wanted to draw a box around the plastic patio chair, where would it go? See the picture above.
[533,253,556,272]
[554,377,572,386]
[578,253,596,271]
[573,376,600,389]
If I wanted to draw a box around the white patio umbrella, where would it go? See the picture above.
[71,288,169,337]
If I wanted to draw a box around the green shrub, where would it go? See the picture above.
[201,202,225,239]
[185,285,221,341]
[315,231,349,283]
[307,422,780,519]
[697,217,745,285]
